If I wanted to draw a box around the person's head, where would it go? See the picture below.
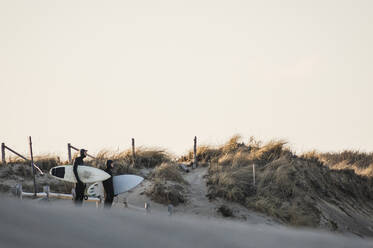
[80,149,87,158]
[106,160,113,169]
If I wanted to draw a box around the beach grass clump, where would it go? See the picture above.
[146,162,188,206]
[318,150,373,177]
[199,137,289,169]
[248,140,290,165]
[33,155,61,171]
[207,165,255,203]
[299,150,373,178]
[2,153,60,177]
[153,162,188,185]
[221,134,245,154]
[146,179,186,206]
[203,136,373,231]
[7,156,28,166]
[320,150,373,168]
[179,145,222,164]
[0,165,15,179]
[134,147,172,168]
[87,147,172,171]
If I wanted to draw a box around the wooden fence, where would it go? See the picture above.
[1,136,201,196]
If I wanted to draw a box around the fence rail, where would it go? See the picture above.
[67,143,96,163]
[1,143,43,174]
[2,136,200,199]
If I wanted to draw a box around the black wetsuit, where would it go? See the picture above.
[73,156,86,206]
[103,165,114,208]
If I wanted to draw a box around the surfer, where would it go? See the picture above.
[103,159,114,208]
[73,149,87,206]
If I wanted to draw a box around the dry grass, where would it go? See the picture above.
[2,136,373,233]
[327,163,373,177]
[4,154,61,173]
[86,147,172,175]
[231,150,252,168]
[209,154,373,227]
[180,145,222,164]
[146,180,186,206]
[221,134,244,154]
[207,166,255,203]
[135,147,172,168]
[0,147,171,194]
[146,162,188,206]
[153,162,188,185]
[203,136,373,231]
[205,139,289,169]
[0,163,73,194]
[33,155,61,171]
[300,150,373,178]
[320,150,373,168]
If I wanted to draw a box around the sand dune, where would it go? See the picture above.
[0,197,371,248]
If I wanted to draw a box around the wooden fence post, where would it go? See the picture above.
[132,138,136,168]
[193,136,197,169]
[1,143,5,165]
[29,136,37,197]
[67,143,72,164]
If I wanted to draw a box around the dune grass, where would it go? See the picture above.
[201,136,373,230]
[300,150,373,177]
[0,147,171,194]
[90,147,171,170]
[1,146,171,176]
[2,136,373,231]
[4,154,61,173]
[145,162,188,206]
[153,162,188,185]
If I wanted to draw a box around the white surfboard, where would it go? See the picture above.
[87,174,144,197]
[50,165,110,183]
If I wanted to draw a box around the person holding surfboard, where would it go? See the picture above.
[103,159,114,208]
[73,149,87,206]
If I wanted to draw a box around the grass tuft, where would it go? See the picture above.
[153,162,188,185]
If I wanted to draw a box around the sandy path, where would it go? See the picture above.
[116,167,277,226]
[177,167,277,225]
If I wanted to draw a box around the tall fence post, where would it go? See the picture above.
[132,138,136,168]
[1,143,5,165]
[29,136,37,197]
[67,143,72,163]
[193,136,197,169]
[253,164,256,187]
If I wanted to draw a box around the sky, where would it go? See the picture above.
[0,0,372,159]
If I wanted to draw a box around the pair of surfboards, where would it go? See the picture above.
[50,165,143,196]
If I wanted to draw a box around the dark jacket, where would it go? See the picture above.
[103,165,114,197]
[73,156,84,184]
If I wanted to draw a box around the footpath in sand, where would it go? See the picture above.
[116,167,277,225]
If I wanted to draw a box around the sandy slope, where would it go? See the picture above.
[116,167,275,226]
[176,167,276,225]
[117,167,373,237]
[0,197,372,248]
[2,164,372,240]
[2,165,373,247]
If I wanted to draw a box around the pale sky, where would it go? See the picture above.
[0,0,372,159]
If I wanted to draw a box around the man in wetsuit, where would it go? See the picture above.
[102,159,114,208]
[73,149,87,206]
